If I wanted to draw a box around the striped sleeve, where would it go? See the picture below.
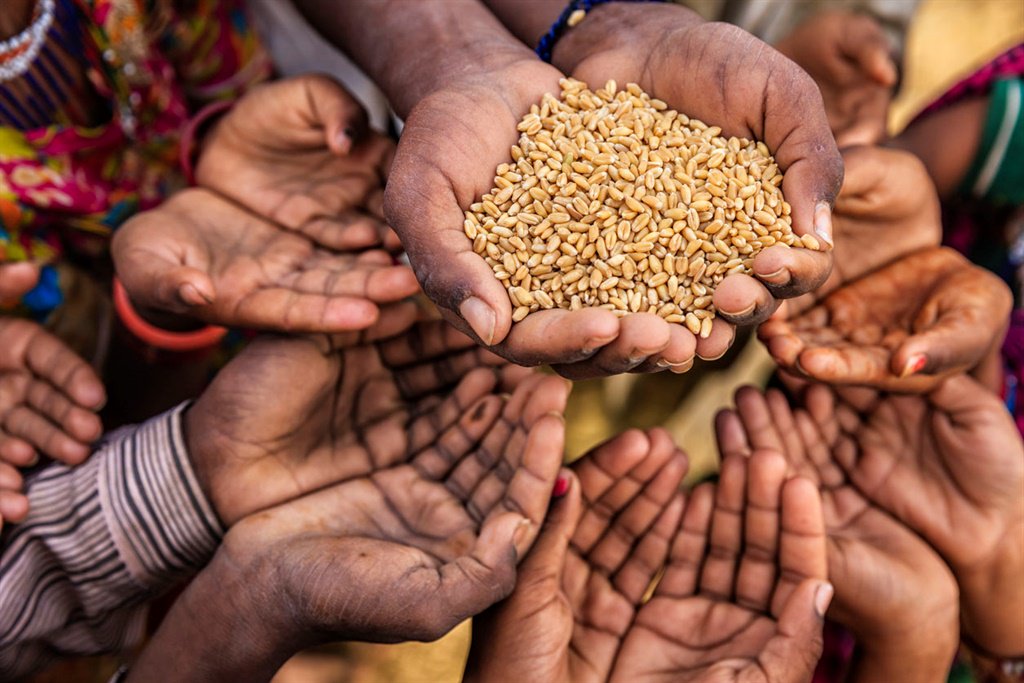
[0,404,224,680]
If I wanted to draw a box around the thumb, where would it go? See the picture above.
[518,470,583,585]
[927,373,1004,416]
[0,262,40,301]
[301,74,369,156]
[759,579,832,683]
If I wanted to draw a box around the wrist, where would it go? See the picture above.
[551,2,702,75]
[956,522,1024,656]
[127,553,293,683]
[853,627,960,683]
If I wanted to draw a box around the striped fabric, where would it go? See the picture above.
[0,404,223,680]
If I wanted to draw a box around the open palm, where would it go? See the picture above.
[210,370,570,649]
[611,451,830,683]
[467,428,687,683]
[716,386,960,671]
[195,74,398,247]
[760,247,1012,390]
[184,310,560,525]
[114,188,418,333]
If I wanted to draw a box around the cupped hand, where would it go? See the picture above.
[184,308,567,526]
[716,387,960,676]
[799,376,1024,654]
[206,369,570,653]
[611,450,831,683]
[781,146,941,315]
[195,74,399,249]
[466,428,687,683]
[775,10,897,147]
[760,247,1012,391]
[552,1,843,360]
[387,57,701,378]
[0,316,105,523]
[113,188,418,333]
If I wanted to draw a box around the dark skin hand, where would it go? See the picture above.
[775,11,897,147]
[610,451,832,683]
[195,74,400,251]
[716,387,960,682]
[183,309,565,527]
[551,2,844,361]
[0,263,104,525]
[113,188,418,333]
[760,247,1012,391]
[781,145,942,316]
[466,427,688,683]
[799,376,1024,655]
[127,370,571,683]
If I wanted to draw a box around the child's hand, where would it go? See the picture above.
[776,11,897,147]
[782,146,942,316]
[611,451,831,683]
[760,247,1012,391]
[113,188,419,333]
[0,262,42,304]
[195,74,400,250]
[466,428,687,683]
[0,318,105,522]
[801,376,1024,656]
[717,387,960,681]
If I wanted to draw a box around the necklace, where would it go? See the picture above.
[0,0,56,83]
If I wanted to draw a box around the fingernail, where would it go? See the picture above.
[814,582,834,617]
[757,267,791,287]
[552,474,571,498]
[179,282,212,306]
[670,358,694,374]
[721,301,757,319]
[459,297,496,346]
[25,453,39,467]
[900,353,927,379]
[512,518,532,556]
[814,202,833,248]
[334,128,354,155]
[582,334,617,355]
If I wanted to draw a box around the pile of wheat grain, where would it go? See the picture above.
[464,78,817,339]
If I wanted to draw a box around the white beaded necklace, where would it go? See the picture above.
[0,0,56,83]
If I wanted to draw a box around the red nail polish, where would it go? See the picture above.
[552,475,570,498]
[900,354,927,378]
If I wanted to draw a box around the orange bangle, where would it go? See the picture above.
[113,278,227,352]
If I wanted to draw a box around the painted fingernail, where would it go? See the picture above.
[459,297,496,346]
[814,202,833,248]
[814,582,834,618]
[900,353,927,378]
[552,474,571,498]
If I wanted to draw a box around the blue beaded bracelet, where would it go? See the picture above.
[535,0,667,63]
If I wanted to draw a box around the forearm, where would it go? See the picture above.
[0,406,223,679]
[125,554,295,683]
[290,0,534,117]
[850,638,958,683]
[481,0,562,47]
[956,526,1024,656]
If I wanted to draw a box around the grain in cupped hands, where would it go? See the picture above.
[465,78,819,339]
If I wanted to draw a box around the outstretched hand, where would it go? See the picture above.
[551,1,843,362]
[195,74,400,249]
[799,376,1024,655]
[467,428,688,683]
[611,450,831,683]
[113,189,418,333]
[716,387,960,679]
[776,10,897,147]
[128,369,572,683]
[760,247,1012,391]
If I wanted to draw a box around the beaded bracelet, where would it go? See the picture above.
[535,0,666,63]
